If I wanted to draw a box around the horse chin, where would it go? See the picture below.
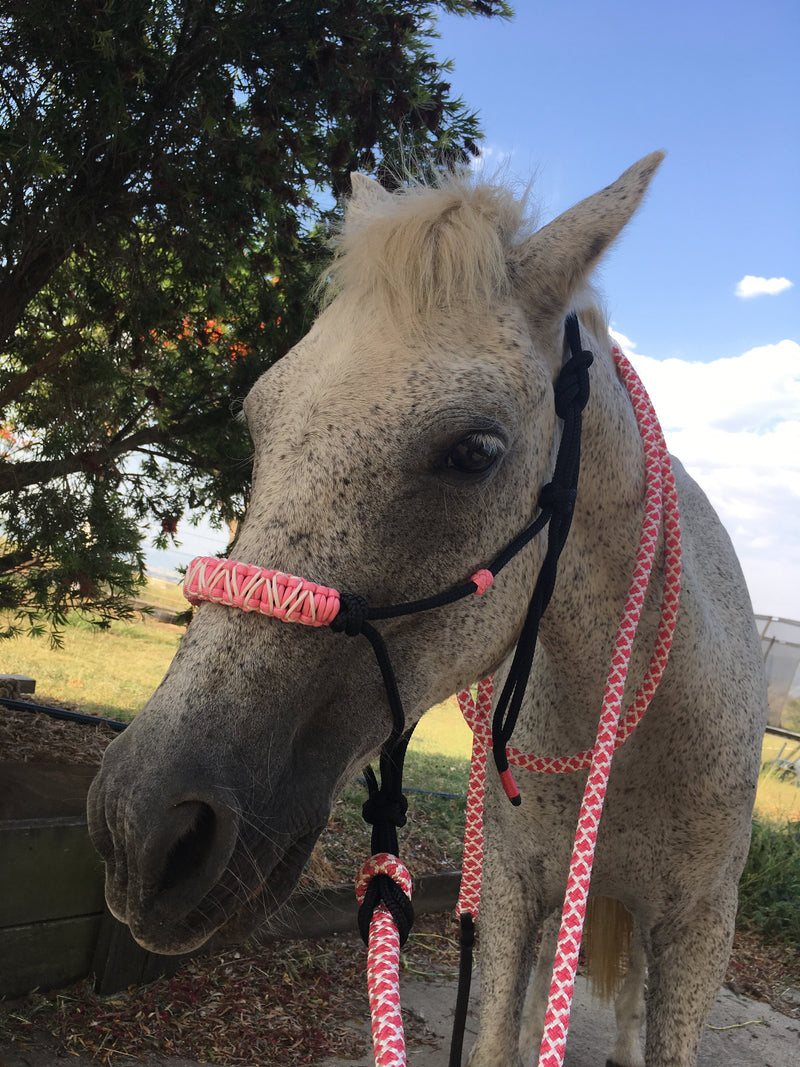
[125,826,323,956]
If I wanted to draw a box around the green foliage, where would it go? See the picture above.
[738,816,800,943]
[0,0,510,635]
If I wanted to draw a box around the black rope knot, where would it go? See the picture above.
[330,592,370,636]
[538,482,578,513]
[553,350,593,418]
[357,872,415,946]
[361,791,408,829]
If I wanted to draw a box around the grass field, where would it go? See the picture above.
[1,610,181,722]
[142,575,191,613]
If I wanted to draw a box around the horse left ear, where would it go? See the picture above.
[512,151,665,323]
[345,173,393,236]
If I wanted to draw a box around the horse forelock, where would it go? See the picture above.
[318,173,537,335]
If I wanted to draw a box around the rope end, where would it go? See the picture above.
[499,767,521,805]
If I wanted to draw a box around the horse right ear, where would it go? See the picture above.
[512,152,665,324]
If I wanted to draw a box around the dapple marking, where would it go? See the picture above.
[88,152,767,1065]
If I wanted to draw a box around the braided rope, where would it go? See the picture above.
[183,556,341,626]
[456,348,681,1067]
[355,854,413,1067]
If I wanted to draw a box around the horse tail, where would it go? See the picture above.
[583,897,632,1002]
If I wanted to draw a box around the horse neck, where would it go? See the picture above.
[538,335,656,707]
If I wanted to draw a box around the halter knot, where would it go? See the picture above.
[470,568,494,595]
[355,854,414,948]
[361,791,408,830]
[330,592,371,636]
[554,350,593,418]
[538,482,578,513]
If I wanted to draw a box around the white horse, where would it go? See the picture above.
[88,153,767,1065]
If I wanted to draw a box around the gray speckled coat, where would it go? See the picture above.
[88,154,767,1066]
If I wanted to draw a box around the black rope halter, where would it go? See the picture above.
[329,313,593,944]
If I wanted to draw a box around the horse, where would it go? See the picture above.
[87,152,767,1066]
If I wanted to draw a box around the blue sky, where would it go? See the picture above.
[148,0,799,621]
[431,0,798,364]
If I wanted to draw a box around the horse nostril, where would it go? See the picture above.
[157,801,218,894]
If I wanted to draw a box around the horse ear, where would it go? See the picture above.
[345,173,393,235]
[349,172,391,202]
[512,151,665,322]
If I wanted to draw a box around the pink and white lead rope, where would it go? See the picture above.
[457,347,681,1067]
[355,854,414,1067]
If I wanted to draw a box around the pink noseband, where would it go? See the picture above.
[183,557,343,627]
[184,556,496,629]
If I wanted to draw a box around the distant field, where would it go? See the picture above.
[1,611,181,722]
[139,574,189,612]
[758,732,800,822]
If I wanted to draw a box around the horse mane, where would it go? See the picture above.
[318,171,537,332]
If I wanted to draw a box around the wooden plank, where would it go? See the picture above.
[0,817,105,926]
[0,914,102,997]
[0,764,98,820]
[92,908,187,995]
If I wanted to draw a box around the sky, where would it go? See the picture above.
[147,0,799,622]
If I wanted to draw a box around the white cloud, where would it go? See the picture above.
[621,339,800,620]
[609,327,636,352]
[735,275,793,299]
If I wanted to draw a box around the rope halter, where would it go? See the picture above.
[185,313,594,803]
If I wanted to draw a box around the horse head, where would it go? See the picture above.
[88,153,663,954]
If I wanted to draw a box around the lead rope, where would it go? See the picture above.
[450,346,681,1066]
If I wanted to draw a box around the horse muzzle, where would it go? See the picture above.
[87,731,325,955]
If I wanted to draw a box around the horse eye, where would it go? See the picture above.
[445,433,503,475]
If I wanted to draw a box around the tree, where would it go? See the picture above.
[0,0,511,640]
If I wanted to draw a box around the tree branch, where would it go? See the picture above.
[0,327,83,407]
[0,408,231,494]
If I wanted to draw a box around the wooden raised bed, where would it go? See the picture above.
[0,702,463,1000]
[0,761,185,997]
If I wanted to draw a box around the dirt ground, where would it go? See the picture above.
[2,968,799,1067]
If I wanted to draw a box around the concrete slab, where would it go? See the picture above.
[319,971,799,1067]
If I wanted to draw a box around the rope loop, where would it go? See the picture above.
[356,855,414,947]
[330,592,371,636]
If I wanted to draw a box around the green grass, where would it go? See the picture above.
[738,817,800,943]
[142,575,191,613]
[756,733,800,823]
[411,695,473,762]
[1,609,181,722]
